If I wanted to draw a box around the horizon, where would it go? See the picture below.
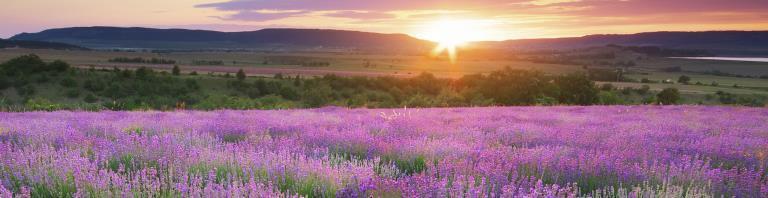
[5,25,768,42]
[3,0,767,41]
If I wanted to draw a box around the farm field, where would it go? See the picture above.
[2,49,767,96]
[0,49,583,78]
[0,106,766,197]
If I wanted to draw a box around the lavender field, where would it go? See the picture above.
[0,106,767,197]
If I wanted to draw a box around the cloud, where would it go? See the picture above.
[195,0,521,12]
[325,11,395,20]
[190,0,768,40]
[208,10,308,21]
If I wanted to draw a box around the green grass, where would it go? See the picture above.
[378,155,427,176]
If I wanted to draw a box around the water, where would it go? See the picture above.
[673,57,768,63]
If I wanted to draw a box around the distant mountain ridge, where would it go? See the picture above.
[10,27,768,55]
[10,26,433,50]
[0,39,88,50]
[480,31,768,55]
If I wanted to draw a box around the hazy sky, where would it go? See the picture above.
[2,0,767,41]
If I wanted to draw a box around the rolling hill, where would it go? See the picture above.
[479,31,768,55]
[0,39,88,50]
[10,26,433,50]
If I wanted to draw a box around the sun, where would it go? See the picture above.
[415,19,492,64]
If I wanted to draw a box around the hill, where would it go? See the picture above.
[10,26,433,50]
[0,39,88,50]
[479,31,768,55]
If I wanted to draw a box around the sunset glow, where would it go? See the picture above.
[2,0,766,39]
[417,19,495,63]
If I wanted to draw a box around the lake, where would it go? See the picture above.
[673,57,768,63]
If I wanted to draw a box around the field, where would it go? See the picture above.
[0,49,582,78]
[0,106,766,197]
[2,48,767,96]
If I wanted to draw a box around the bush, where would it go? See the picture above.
[600,83,615,91]
[640,78,656,83]
[16,85,35,96]
[0,78,11,90]
[598,91,624,105]
[0,54,47,75]
[35,74,50,83]
[236,69,246,81]
[64,89,80,98]
[621,87,634,95]
[657,88,680,105]
[48,60,71,72]
[60,78,78,87]
[83,80,105,92]
[637,85,650,95]
[555,73,599,105]
[84,94,98,103]
[172,65,181,76]
[25,98,61,111]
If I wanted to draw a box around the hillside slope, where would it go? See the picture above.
[11,26,433,50]
[480,31,768,55]
[0,39,88,50]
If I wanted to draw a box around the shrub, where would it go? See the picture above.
[555,73,599,105]
[599,91,624,105]
[637,85,651,95]
[172,65,181,76]
[60,78,78,88]
[48,60,70,72]
[657,88,680,105]
[64,89,80,98]
[621,87,634,95]
[236,69,246,81]
[677,75,691,84]
[600,83,615,91]
[83,94,98,103]
[83,80,105,92]
[16,85,35,96]
[0,78,11,90]
[35,74,50,83]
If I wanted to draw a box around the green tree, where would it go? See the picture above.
[555,73,599,105]
[637,85,651,95]
[677,75,691,84]
[48,60,71,72]
[657,88,680,105]
[172,65,181,76]
[303,83,333,107]
[236,69,246,81]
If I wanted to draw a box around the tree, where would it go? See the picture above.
[637,85,651,95]
[135,67,153,79]
[172,65,181,76]
[555,73,599,105]
[49,60,70,72]
[657,88,680,105]
[236,68,246,81]
[293,75,302,86]
[677,75,691,84]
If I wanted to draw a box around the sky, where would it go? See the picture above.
[1,0,767,41]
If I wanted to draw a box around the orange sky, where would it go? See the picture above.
[2,0,767,41]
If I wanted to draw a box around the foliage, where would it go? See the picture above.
[657,88,681,105]
[236,68,246,81]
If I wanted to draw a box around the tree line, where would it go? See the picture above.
[1,54,762,111]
